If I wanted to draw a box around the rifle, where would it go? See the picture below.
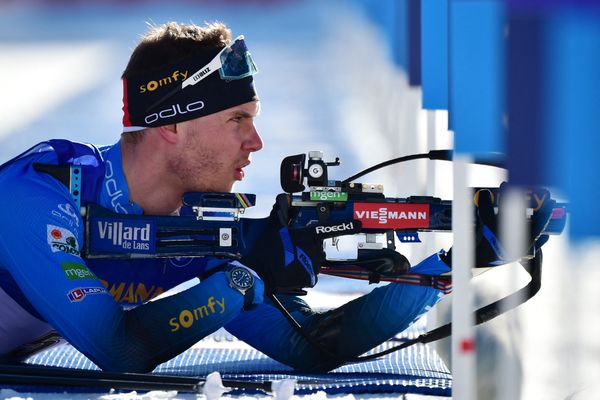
[82,150,568,362]
[84,149,567,287]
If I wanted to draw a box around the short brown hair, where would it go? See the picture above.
[122,21,232,79]
[121,22,232,143]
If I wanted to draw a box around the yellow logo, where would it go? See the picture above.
[168,296,225,332]
[139,70,188,93]
[100,280,164,304]
[473,189,548,211]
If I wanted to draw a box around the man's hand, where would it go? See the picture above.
[242,193,361,294]
[442,184,555,268]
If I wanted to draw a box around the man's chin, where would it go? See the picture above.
[189,182,234,193]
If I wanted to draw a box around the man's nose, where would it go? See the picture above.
[244,125,263,152]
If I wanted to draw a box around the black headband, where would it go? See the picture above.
[122,49,258,132]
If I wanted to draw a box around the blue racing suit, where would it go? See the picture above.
[0,139,450,372]
[0,140,258,372]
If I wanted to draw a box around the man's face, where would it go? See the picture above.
[170,101,263,192]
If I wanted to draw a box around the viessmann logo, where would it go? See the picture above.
[353,203,430,229]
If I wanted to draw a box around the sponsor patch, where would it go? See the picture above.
[51,203,80,228]
[168,296,226,332]
[47,225,80,256]
[139,70,188,93]
[67,286,107,302]
[353,203,430,229]
[309,191,348,202]
[315,222,355,235]
[144,100,205,125]
[90,217,156,254]
[100,279,165,304]
[61,262,97,280]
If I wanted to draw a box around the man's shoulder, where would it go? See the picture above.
[1,139,109,170]
[44,139,107,166]
[0,139,111,201]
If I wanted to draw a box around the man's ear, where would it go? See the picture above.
[157,124,178,144]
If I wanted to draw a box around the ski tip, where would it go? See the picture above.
[203,371,230,400]
[271,378,296,400]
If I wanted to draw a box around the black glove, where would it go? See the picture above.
[442,184,555,268]
[241,193,361,294]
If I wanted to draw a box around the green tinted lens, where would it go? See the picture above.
[219,39,258,80]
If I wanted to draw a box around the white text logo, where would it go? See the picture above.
[315,222,355,234]
[145,101,205,125]
[355,208,427,224]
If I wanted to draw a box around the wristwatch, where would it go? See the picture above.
[226,266,255,310]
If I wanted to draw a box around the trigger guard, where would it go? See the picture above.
[324,248,410,276]
[358,248,411,275]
